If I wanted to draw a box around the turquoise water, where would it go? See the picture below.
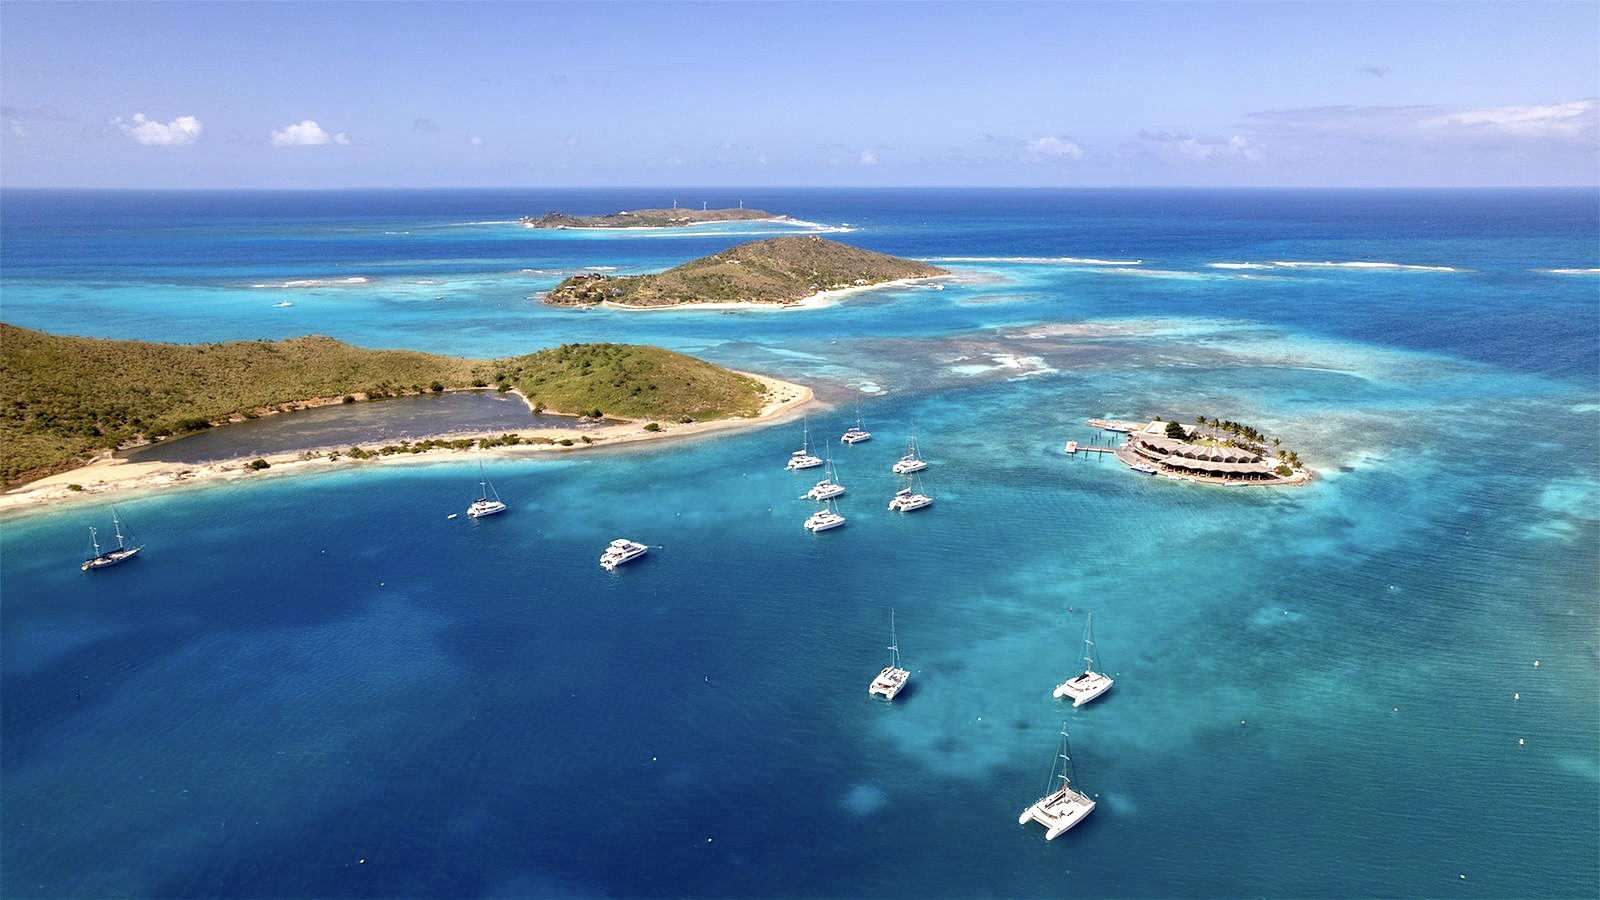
[2,189,1597,898]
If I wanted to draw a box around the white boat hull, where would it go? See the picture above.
[887,494,933,512]
[1019,787,1096,839]
[869,666,909,699]
[805,512,847,532]
[891,459,927,474]
[787,455,823,470]
[805,483,845,501]
[1053,671,1114,707]
[467,500,507,518]
[600,539,649,570]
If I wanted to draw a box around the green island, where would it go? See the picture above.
[518,207,783,229]
[0,323,770,486]
[543,235,948,308]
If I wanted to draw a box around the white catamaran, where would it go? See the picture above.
[887,474,933,512]
[840,409,872,444]
[1053,612,1114,707]
[599,538,649,570]
[804,500,847,532]
[891,432,927,474]
[1018,723,1096,839]
[786,417,823,470]
[803,451,846,501]
[868,608,910,699]
[467,464,508,518]
[81,507,143,572]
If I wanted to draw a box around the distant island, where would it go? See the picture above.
[519,207,785,229]
[542,235,949,309]
[0,324,792,488]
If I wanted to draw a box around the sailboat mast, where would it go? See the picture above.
[888,608,900,668]
[88,526,101,557]
[1082,612,1096,673]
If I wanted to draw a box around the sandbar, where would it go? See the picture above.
[0,372,812,513]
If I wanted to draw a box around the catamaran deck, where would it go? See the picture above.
[1019,787,1096,839]
[869,666,909,699]
[1053,671,1113,707]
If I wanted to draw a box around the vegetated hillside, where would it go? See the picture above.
[504,343,765,422]
[519,207,780,228]
[0,325,768,485]
[543,236,948,307]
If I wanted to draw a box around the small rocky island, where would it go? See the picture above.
[519,207,785,229]
[542,236,948,308]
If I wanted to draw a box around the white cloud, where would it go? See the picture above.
[860,150,879,165]
[271,120,349,146]
[115,113,203,146]
[1025,136,1084,160]
[469,135,484,146]
[1246,99,1598,146]
[1421,100,1596,139]
[1141,130,1262,162]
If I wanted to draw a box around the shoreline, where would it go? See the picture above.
[596,276,945,312]
[0,372,813,513]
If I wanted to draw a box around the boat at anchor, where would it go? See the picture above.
[600,538,649,570]
[1053,612,1114,707]
[868,608,910,699]
[786,417,822,470]
[467,464,507,518]
[81,507,143,572]
[1018,723,1096,839]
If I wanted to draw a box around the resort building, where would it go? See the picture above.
[1117,421,1293,484]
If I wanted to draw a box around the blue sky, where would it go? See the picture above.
[2,1,1596,188]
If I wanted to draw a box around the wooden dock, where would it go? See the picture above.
[1063,440,1118,456]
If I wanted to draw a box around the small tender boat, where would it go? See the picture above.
[868,609,910,699]
[1018,723,1096,839]
[1053,612,1114,707]
[1129,463,1158,475]
[786,416,822,470]
[804,501,847,532]
[600,538,649,570]
[467,463,507,517]
[81,507,143,572]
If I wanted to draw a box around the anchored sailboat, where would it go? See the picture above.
[891,431,927,474]
[804,498,847,532]
[887,473,933,512]
[81,507,143,572]
[1053,612,1113,706]
[841,409,872,444]
[868,608,910,699]
[803,450,845,501]
[467,463,507,518]
[1018,723,1096,839]
[786,416,822,470]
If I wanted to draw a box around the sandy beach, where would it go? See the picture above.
[0,372,813,513]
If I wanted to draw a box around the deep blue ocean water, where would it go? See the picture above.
[2,188,1597,899]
